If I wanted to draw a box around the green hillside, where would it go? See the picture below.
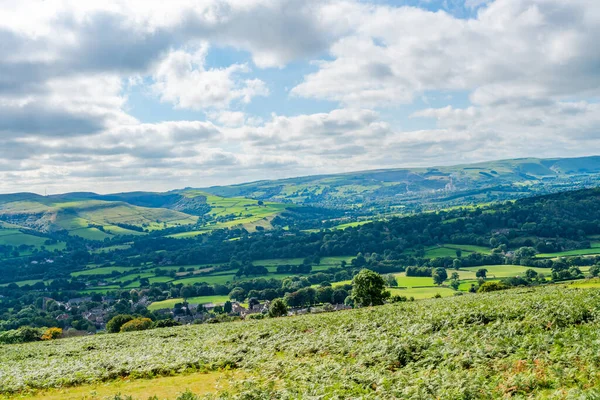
[0,191,291,241]
[3,286,600,398]
[0,196,198,238]
[200,155,600,210]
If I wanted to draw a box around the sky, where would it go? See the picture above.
[0,0,599,194]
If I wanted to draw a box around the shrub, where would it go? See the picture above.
[41,327,62,341]
[478,281,508,293]
[106,315,134,333]
[153,319,180,328]
[120,318,153,333]
[0,327,44,344]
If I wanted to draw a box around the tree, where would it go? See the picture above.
[525,269,538,280]
[332,288,348,304]
[223,301,232,313]
[450,272,460,281]
[455,249,462,258]
[351,269,389,307]
[268,298,288,318]
[383,274,398,287]
[475,268,488,279]
[449,279,460,290]
[432,267,448,285]
[452,259,461,270]
[106,314,134,333]
[180,285,195,300]
[317,287,334,304]
[229,287,246,302]
[590,264,600,277]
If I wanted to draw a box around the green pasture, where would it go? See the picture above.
[461,265,550,278]
[387,286,457,299]
[148,295,230,311]
[423,244,491,258]
[72,266,136,277]
[0,279,48,287]
[0,229,66,250]
[537,242,600,258]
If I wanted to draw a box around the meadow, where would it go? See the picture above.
[537,242,600,258]
[147,295,230,311]
[3,286,600,398]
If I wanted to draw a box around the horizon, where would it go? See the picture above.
[2,153,599,196]
[1,0,599,194]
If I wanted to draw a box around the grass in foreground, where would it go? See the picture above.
[3,372,226,400]
[3,287,600,398]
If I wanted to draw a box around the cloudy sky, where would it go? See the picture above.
[0,0,599,194]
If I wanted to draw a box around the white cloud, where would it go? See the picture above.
[151,45,269,110]
[0,0,599,194]
[293,0,600,107]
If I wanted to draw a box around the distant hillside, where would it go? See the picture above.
[0,190,291,240]
[200,156,600,210]
[1,155,600,240]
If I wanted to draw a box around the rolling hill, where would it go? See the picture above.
[200,155,600,210]
[1,155,600,241]
[0,190,292,240]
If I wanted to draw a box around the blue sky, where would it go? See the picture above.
[0,0,598,193]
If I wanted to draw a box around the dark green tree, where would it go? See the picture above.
[106,314,134,334]
[475,268,488,279]
[351,269,389,307]
[268,298,288,318]
[432,267,448,285]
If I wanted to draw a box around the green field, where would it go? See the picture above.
[71,266,136,277]
[4,287,600,398]
[148,295,230,311]
[0,229,66,252]
[565,278,600,289]
[537,242,600,258]
[0,279,48,287]
[461,265,550,278]
[388,286,457,299]
[423,244,491,258]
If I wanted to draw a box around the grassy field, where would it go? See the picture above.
[537,242,600,258]
[5,371,227,400]
[148,295,231,311]
[388,286,457,299]
[4,287,600,398]
[0,229,66,251]
[71,266,136,277]
[461,265,550,278]
[0,279,49,287]
[423,244,491,258]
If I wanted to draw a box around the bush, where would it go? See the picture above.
[106,315,134,333]
[41,327,62,341]
[478,281,508,293]
[153,319,181,328]
[120,318,153,333]
[0,327,44,344]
